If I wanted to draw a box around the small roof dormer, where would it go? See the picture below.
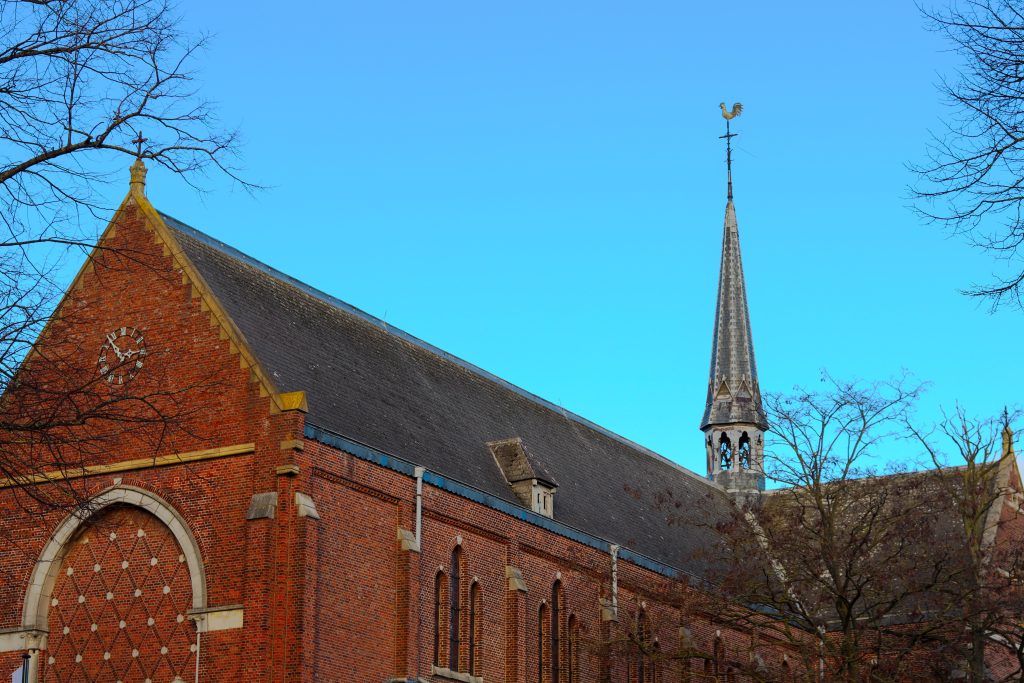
[487,437,558,518]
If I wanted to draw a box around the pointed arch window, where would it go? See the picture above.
[433,571,446,666]
[719,433,733,470]
[567,614,578,683]
[636,610,651,683]
[469,581,482,676]
[713,637,725,681]
[551,581,562,682]
[738,432,751,469]
[449,546,462,671]
[538,603,549,683]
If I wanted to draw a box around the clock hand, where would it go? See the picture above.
[106,332,125,362]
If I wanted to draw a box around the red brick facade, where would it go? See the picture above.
[0,175,1019,683]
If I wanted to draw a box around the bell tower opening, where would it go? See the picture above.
[718,433,733,471]
[738,432,751,469]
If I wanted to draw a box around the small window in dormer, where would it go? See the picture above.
[532,484,555,518]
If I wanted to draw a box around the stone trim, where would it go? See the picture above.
[274,391,308,413]
[505,566,527,593]
[22,485,208,633]
[187,604,244,633]
[599,598,618,622]
[397,527,419,552]
[246,492,278,520]
[431,665,483,683]
[0,443,255,489]
[0,628,47,652]
[294,492,320,519]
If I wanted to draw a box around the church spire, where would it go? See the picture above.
[702,103,767,494]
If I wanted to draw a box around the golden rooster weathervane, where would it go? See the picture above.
[719,102,743,200]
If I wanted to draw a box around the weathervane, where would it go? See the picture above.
[719,102,743,200]
[131,132,147,159]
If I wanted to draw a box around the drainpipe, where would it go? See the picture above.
[609,544,620,618]
[817,625,825,683]
[414,466,425,548]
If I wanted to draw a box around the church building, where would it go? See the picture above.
[0,152,1017,682]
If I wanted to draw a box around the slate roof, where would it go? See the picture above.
[701,200,768,430]
[161,212,737,580]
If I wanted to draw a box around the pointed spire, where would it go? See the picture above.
[700,196,767,430]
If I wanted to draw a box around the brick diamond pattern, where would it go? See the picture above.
[42,506,195,683]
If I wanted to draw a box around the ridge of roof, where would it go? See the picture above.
[157,211,723,494]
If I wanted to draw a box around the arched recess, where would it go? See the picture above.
[21,485,207,634]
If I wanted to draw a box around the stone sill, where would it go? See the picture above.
[431,665,483,683]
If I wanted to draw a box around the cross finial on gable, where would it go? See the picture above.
[131,132,147,159]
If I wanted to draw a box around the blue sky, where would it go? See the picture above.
[112,1,1019,474]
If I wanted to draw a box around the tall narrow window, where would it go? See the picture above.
[567,614,578,683]
[738,432,751,469]
[719,433,733,470]
[636,611,648,683]
[449,546,462,671]
[433,571,445,665]
[538,604,549,683]
[551,581,561,683]
[469,582,482,676]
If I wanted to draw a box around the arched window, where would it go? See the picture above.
[567,614,578,683]
[718,433,733,470]
[469,582,482,676]
[433,571,446,666]
[538,603,549,683]
[449,546,462,671]
[738,432,751,469]
[551,581,562,683]
[636,610,650,683]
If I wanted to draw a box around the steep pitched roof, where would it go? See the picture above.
[701,200,767,430]
[161,212,737,579]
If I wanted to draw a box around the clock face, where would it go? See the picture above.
[98,326,147,384]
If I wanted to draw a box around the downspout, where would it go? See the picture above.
[195,629,201,683]
[414,466,425,683]
[414,466,425,548]
[610,544,620,618]
[194,616,203,683]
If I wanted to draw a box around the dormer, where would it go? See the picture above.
[486,437,558,518]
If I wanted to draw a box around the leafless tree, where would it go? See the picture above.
[907,408,1024,683]
[913,0,1024,308]
[689,376,982,682]
[0,0,247,520]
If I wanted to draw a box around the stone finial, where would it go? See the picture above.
[129,158,147,195]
